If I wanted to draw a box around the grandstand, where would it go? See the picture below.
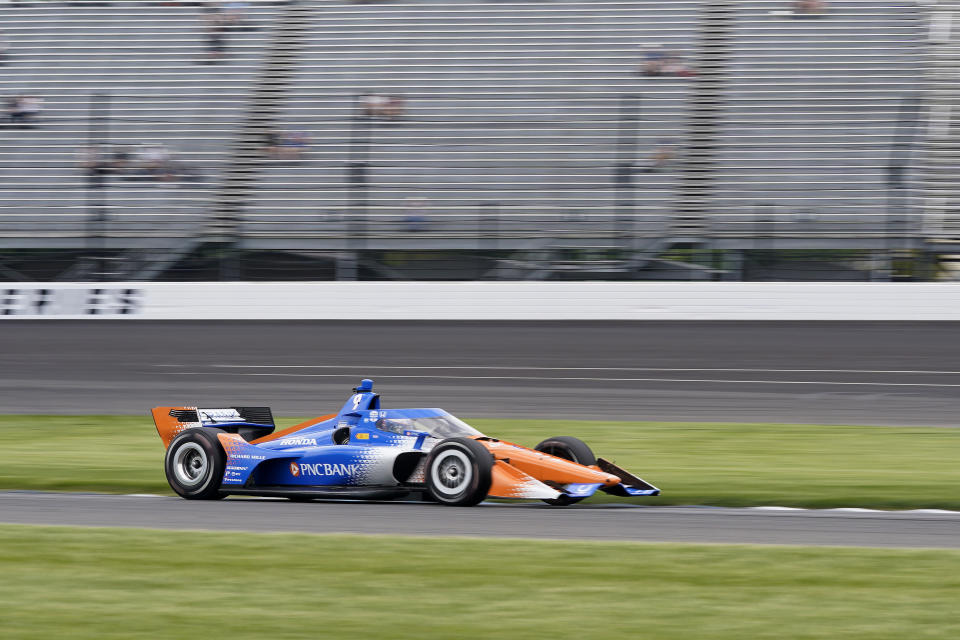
[0,0,951,280]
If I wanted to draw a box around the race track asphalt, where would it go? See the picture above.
[1,320,959,425]
[2,492,958,548]
[3,321,958,547]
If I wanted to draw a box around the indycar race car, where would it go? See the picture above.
[151,379,659,506]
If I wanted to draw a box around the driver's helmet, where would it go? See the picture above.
[376,417,406,435]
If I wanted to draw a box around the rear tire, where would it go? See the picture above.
[425,437,493,506]
[165,428,227,500]
[534,436,596,506]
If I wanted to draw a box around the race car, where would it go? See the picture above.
[151,379,659,506]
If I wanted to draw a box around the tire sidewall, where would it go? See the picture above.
[165,428,226,499]
[534,436,596,466]
[534,436,597,506]
[425,437,492,506]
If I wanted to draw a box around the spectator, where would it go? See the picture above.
[662,52,695,77]
[263,129,283,157]
[638,46,694,78]
[280,131,309,160]
[111,145,133,176]
[80,145,111,178]
[793,0,827,16]
[7,95,42,127]
[640,45,667,77]
[264,130,310,161]
[82,143,204,183]
[0,34,10,66]
[223,2,254,31]
[402,197,430,232]
[643,140,677,173]
[202,10,228,63]
[360,93,406,120]
[135,143,175,181]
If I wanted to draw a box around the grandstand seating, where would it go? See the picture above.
[717,0,925,237]
[0,0,941,274]
[0,1,278,242]
[243,0,925,243]
[247,1,695,240]
[924,1,960,241]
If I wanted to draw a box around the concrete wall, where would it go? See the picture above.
[2,282,958,320]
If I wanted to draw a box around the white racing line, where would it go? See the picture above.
[157,365,960,374]
[154,364,960,388]
[205,366,960,374]
[120,494,960,514]
[741,507,960,515]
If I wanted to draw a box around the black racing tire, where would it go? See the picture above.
[164,428,227,500]
[425,437,493,506]
[534,436,597,506]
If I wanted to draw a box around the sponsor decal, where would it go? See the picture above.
[297,462,360,477]
[565,483,601,496]
[290,462,300,477]
[356,433,370,440]
[1,287,142,316]
[278,437,317,446]
[199,408,243,422]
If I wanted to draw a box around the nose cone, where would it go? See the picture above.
[553,464,620,486]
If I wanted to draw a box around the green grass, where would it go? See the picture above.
[470,419,960,510]
[1,415,958,509]
[1,524,958,640]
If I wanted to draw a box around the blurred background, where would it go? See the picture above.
[2,6,960,636]
[1,0,954,283]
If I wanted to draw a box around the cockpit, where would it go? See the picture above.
[375,412,483,440]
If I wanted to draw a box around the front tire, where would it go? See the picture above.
[534,436,596,506]
[165,428,226,500]
[425,437,493,506]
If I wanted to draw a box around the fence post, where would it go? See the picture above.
[346,94,371,270]
[85,92,109,282]
[614,94,641,250]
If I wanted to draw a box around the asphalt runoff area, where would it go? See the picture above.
[1,320,958,425]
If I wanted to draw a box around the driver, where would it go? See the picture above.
[376,417,406,434]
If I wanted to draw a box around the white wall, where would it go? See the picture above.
[1,282,957,320]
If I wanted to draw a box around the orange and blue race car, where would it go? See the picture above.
[151,379,659,507]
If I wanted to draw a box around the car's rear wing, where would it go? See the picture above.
[151,406,275,448]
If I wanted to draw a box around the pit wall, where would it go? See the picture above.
[1,282,958,320]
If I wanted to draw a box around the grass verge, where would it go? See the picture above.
[0,415,957,509]
[1,524,959,640]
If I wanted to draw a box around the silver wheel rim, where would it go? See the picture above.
[173,442,209,487]
[430,449,472,496]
